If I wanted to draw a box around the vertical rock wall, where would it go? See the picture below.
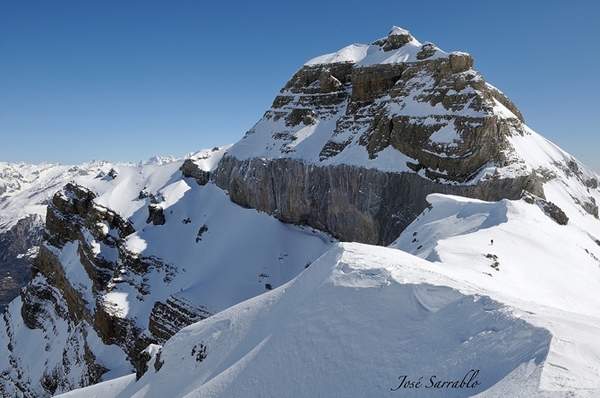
[213,157,543,245]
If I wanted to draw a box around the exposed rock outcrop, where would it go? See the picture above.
[180,159,210,185]
[0,214,44,305]
[146,204,166,226]
[213,27,544,245]
[148,295,212,344]
[214,157,543,245]
[6,182,204,396]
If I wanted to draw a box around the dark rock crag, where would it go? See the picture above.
[0,215,44,305]
[5,183,212,396]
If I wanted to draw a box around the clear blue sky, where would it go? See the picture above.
[1,1,599,173]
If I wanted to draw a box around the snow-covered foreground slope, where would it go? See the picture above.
[392,194,600,393]
[59,191,600,397]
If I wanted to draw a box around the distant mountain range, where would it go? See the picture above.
[0,156,195,305]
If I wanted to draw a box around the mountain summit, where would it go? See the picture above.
[1,27,599,397]
[222,25,522,170]
[214,27,597,245]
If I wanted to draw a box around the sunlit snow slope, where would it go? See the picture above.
[59,188,600,397]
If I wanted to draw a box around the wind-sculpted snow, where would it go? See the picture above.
[57,244,552,398]
[58,190,600,396]
[391,193,600,394]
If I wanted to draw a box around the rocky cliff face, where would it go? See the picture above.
[214,157,541,245]
[0,215,44,305]
[13,183,142,395]
[0,152,332,396]
[213,27,577,245]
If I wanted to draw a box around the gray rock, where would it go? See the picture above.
[0,214,44,305]
[147,204,166,225]
[180,159,210,186]
[148,296,212,344]
[213,156,543,245]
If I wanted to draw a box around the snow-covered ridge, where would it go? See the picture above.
[305,26,448,67]
[305,43,370,66]
[182,144,232,172]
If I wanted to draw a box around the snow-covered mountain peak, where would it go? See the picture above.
[136,155,179,167]
[388,25,411,38]
[227,27,502,176]
[305,26,447,67]
[213,27,599,246]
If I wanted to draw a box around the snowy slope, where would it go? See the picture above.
[74,156,333,325]
[58,190,600,397]
[0,147,335,396]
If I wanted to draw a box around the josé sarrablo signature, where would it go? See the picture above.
[391,369,481,391]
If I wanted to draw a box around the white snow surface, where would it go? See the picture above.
[305,26,446,67]
[58,186,600,397]
[0,161,111,233]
